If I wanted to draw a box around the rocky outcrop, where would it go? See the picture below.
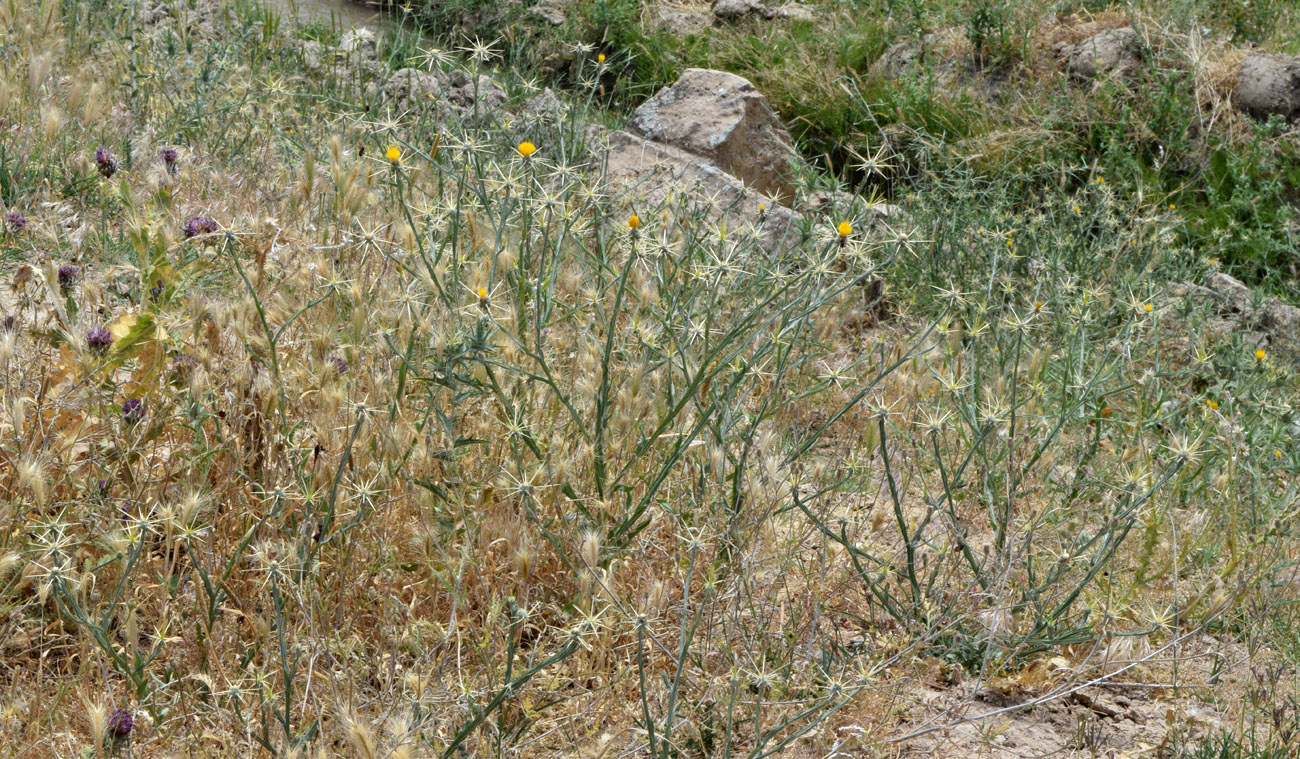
[597,128,800,255]
[1066,27,1140,80]
[1234,53,1300,121]
[1172,271,1300,352]
[711,0,811,21]
[627,68,798,206]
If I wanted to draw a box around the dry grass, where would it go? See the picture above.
[1,0,1299,757]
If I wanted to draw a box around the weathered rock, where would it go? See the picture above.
[627,68,798,206]
[712,0,766,20]
[527,0,566,26]
[1067,27,1140,80]
[522,88,565,121]
[653,7,710,35]
[1234,53,1300,121]
[769,3,812,21]
[869,39,925,79]
[291,39,327,74]
[338,28,378,59]
[446,71,508,114]
[711,0,811,22]
[380,68,449,111]
[597,129,801,255]
[1263,299,1300,335]
[1207,271,1256,315]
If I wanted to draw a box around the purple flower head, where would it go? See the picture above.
[95,148,118,179]
[122,398,145,425]
[171,352,198,378]
[160,147,178,172]
[58,264,80,291]
[328,355,349,375]
[5,211,25,231]
[106,708,134,738]
[86,326,113,355]
[96,478,111,497]
[183,214,218,238]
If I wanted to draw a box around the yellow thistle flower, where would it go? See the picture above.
[598,53,606,63]
[627,215,640,229]
[385,145,401,163]
[837,220,852,237]
[477,287,489,301]
[1207,399,1219,410]
[1144,303,1153,313]
[1256,348,1266,360]
[517,141,536,157]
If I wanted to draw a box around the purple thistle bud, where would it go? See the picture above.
[96,478,111,497]
[160,147,178,172]
[86,326,113,355]
[58,264,80,291]
[95,148,118,179]
[1,316,15,333]
[183,214,218,238]
[122,398,145,425]
[5,211,25,231]
[106,708,134,738]
[327,355,349,375]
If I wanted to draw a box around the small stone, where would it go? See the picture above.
[1067,27,1140,80]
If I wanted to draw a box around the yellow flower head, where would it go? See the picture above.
[517,141,537,157]
[1034,300,1043,311]
[837,220,852,237]
[385,145,401,163]
[598,53,606,63]
[1144,303,1153,313]
[477,287,489,301]
[1256,348,1266,360]
[627,214,640,229]
[1207,399,1219,410]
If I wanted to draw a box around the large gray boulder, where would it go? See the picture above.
[596,129,801,256]
[1234,53,1300,121]
[627,69,798,206]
